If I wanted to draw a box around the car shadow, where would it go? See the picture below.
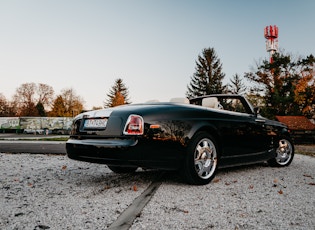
[61,161,268,188]
[155,162,268,185]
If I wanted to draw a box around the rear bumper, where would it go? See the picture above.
[66,138,184,170]
[67,138,138,148]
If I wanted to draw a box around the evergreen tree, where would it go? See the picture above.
[186,48,226,98]
[36,102,46,117]
[228,74,247,95]
[104,78,131,107]
[49,96,66,117]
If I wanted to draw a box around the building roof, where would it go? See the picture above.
[276,116,315,131]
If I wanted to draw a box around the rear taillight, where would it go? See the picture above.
[123,114,144,135]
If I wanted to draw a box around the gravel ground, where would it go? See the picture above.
[0,151,314,230]
[0,154,155,229]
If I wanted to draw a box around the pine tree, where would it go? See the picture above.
[228,74,247,95]
[36,102,46,117]
[186,48,226,98]
[49,96,66,117]
[104,78,131,108]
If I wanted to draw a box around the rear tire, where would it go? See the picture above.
[108,165,138,173]
[268,137,294,167]
[183,132,219,185]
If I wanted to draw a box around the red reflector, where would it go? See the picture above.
[123,115,144,135]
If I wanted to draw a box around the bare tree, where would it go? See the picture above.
[59,88,84,117]
[12,82,55,116]
[38,83,54,109]
[13,83,37,116]
[0,93,10,116]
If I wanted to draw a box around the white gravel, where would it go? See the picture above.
[0,153,314,230]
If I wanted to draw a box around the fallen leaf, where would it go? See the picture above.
[132,185,138,191]
[213,178,221,183]
[35,224,50,229]
[278,189,283,194]
[104,185,111,190]
[303,174,314,179]
[14,212,24,217]
[273,178,278,184]
[249,185,254,189]
[61,165,67,170]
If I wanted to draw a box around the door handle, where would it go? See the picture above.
[255,119,266,123]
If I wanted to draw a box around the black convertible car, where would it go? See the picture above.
[66,94,294,185]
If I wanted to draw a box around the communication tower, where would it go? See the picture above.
[264,25,278,63]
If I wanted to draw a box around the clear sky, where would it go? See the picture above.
[1,0,314,110]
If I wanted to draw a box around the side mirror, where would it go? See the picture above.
[254,107,260,116]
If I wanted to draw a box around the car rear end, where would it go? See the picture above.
[66,103,189,170]
[66,105,145,163]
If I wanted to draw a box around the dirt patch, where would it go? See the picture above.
[295,145,315,157]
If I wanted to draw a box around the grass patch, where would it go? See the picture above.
[33,137,69,141]
[0,137,69,141]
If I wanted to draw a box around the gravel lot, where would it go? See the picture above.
[0,150,314,230]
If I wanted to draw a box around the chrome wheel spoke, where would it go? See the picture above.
[195,160,206,176]
[276,139,292,165]
[195,146,203,160]
[194,138,217,179]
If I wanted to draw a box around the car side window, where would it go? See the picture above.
[219,98,248,114]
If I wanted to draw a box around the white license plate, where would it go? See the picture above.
[84,118,107,129]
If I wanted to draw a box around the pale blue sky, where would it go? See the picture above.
[1,0,314,109]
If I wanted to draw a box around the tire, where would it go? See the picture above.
[183,132,219,185]
[108,165,138,173]
[268,137,294,167]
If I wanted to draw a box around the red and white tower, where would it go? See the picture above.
[264,25,278,63]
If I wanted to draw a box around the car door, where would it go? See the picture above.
[217,97,270,157]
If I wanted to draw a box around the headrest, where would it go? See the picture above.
[169,97,190,104]
[145,99,160,103]
[202,97,219,109]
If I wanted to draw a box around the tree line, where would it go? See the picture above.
[0,84,84,117]
[186,48,315,119]
[1,47,314,119]
[107,48,314,120]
